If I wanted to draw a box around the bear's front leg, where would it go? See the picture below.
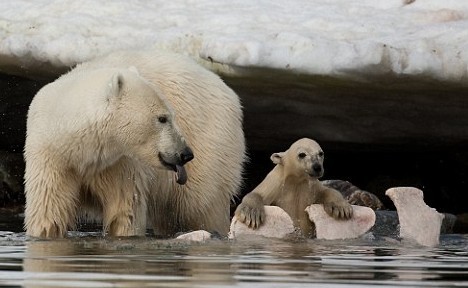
[24,164,80,238]
[95,165,147,237]
[318,186,354,220]
[235,193,265,229]
[103,195,143,237]
[109,193,147,237]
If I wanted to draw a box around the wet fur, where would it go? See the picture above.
[24,50,245,238]
[76,51,246,237]
[235,138,352,237]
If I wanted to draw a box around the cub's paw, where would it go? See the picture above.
[323,200,353,220]
[234,203,265,229]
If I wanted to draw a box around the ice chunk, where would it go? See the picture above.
[306,204,375,240]
[386,187,444,247]
[176,230,212,242]
[228,206,295,239]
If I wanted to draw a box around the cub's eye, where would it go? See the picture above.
[298,152,307,159]
[318,151,324,157]
[158,116,168,124]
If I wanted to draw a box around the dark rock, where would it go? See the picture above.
[370,211,400,238]
[322,179,385,210]
[454,213,468,234]
[0,73,47,152]
[223,69,468,151]
[0,67,468,221]
[442,213,457,234]
[371,210,456,238]
[0,151,25,207]
[223,69,468,216]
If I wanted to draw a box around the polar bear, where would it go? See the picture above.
[235,138,352,237]
[24,50,245,238]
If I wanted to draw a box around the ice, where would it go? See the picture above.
[305,204,376,240]
[175,230,212,242]
[228,206,295,239]
[386,187,444,247]
[0,0,467,82]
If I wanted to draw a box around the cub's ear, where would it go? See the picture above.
[270,152,285,165]
[106,73,124,101]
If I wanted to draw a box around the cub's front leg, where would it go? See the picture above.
[234,193,265,229]
[318,186,354,220]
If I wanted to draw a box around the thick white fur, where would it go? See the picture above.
[24,50,245,238]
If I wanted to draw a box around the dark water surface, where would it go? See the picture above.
[0,228,467,288]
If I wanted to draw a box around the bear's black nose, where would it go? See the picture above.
[312,163,322,173]
[180,147,194,165]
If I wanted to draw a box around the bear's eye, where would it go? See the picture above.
[318,151,324,157]
[298,152,307,159]
[158,116,168,124]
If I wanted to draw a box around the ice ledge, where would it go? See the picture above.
[2,50,468,88]
[1,0,467,82]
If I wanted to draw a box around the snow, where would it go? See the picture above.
[1,0,468,81]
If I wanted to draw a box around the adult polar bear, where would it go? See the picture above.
[24,50,245,238]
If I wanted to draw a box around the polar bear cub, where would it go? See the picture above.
[235,138,353,237]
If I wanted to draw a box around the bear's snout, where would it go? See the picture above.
[312,163,322,173]
[179,147,194,165]
[310,163,323,177]
[159,146,194,169]
[158,147,193,185]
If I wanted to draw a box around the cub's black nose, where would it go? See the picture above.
[180,147,194,165]
[312,163,322,173]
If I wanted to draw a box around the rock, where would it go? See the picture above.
[386,187,444,247]
[306,204,375,240]
[454,213,468,234]
[370,210,400,238]
[321,179,385,210]
[228,206,295,239]
[0,151,25,207]
[0,74,46,152]
[441,213,457,234]
[2,72,468,217]
[175,230,212,242]
[370,210,456,238]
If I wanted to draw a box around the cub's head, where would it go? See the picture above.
[270,138,324,180]
[105,67,193,184]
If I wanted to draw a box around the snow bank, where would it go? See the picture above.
[1,0,468,81]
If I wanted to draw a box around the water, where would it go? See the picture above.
[0,227,467,288]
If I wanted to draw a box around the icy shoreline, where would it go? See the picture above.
[1,0,467,82]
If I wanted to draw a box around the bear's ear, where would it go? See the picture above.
[270,152,284,165]
[106,73,125,101]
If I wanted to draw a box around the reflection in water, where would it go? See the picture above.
[22,237,236,287]
[0,233,467,287]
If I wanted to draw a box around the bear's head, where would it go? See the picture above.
[270,138,324,181]
[106,68,193,184]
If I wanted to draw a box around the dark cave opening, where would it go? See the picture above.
[242,144,468,216]
[1,73,467,231]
